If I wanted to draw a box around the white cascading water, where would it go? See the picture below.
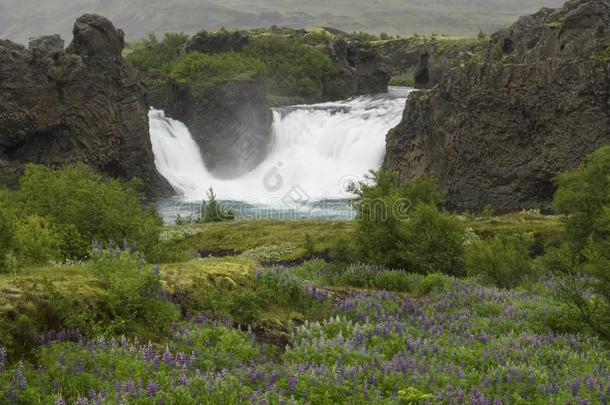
[149,87,411,214]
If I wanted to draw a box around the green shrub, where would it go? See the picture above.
[465,233,535,288]
[0,207,14,271]
[244,35,349,101]
[16,164,162,260]
[548,145,610,341]
[87,249,179,338]
[398,203,466,275]
[13,216,62,267]
[350,170,443,268]
[201,187,235,223]
[169,52,264,98]
[350,171,461,273]
[127,32,190,76]
[417,273,453,294]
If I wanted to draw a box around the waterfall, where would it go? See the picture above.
[149,87,411,207]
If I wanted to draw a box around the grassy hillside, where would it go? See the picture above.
[1,0,564,44]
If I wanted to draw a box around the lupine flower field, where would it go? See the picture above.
[1,256,609,404]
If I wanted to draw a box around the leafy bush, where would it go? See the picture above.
[465,233,536,288]
[16,164,162,260]
[244,35,349,101]
[350,170,462,274]
[169,51,264,98]
[86,247,179,338]
[127,32,190,76]
[201,187,235,223]
[0,207,14,272]
[13,216,62,267]
[549,145,610,340]
[398,203,466,275]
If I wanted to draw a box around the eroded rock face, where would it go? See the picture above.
[373,37,484,88]
[384,0,610,212]
[0,14,170,194]
[328,38,390,94]
[184,30,250,54]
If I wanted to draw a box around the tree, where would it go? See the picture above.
[549,145,610,340]
[349,170,464,274]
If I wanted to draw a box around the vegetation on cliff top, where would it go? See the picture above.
[127,30,350,105]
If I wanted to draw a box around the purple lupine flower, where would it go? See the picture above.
[55,397,66,405]
[288,374,298,394]
[15,361,26,390]
[75,397,88,405]
[0,347,6,372]
[572,379,582,396]
[146,382,159,397]
[162,347,173,366]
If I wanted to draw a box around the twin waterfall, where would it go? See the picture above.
[149,88,410,220]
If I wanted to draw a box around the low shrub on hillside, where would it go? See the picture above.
[465,233,536,288]
[350,170,464,275]
[0,208,14,272]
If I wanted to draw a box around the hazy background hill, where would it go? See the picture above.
[1,0,564,44]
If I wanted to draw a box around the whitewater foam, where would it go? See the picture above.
[149,87,411,206]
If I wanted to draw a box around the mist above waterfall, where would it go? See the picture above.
[149,87,411,218]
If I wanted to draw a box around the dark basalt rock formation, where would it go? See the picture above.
[0,14,171,195]
[384,0,610,212]
[328,38,390,95]
[155,77,273,179]
[373,36,485,88]
[184,30,250,55]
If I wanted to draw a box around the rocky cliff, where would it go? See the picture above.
[384,0,610,212]
[0,15,170,194]
[373,36,486,88]
[327,37,390,95]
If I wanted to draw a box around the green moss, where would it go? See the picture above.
[389,70,416,87]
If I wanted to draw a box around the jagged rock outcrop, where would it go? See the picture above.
[384,0,610,212]
[184,30,250,54]
[328,38,390,94]
[0,14,171,194]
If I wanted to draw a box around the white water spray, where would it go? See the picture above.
[149,87,411,204]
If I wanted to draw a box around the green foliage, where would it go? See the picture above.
[86,250,179,337]
[0,207,14,272]
[13,216,62,267]
[389,71,416,87]
[465,233,536,288]
[242,243,296,262]
[554,145,610,253]
[169,52,264,98]
[549,145,610,341]
[244,35,349,101]
[349,31,380,42]
[398,203,466,275]
[16,164,162,260]
[350,170,459,273]
[202,187,235,223]
[127,32,190,76]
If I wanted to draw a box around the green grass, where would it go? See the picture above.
[167,213,563,262]
[170,220,357,262]
[389,71,415,87]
